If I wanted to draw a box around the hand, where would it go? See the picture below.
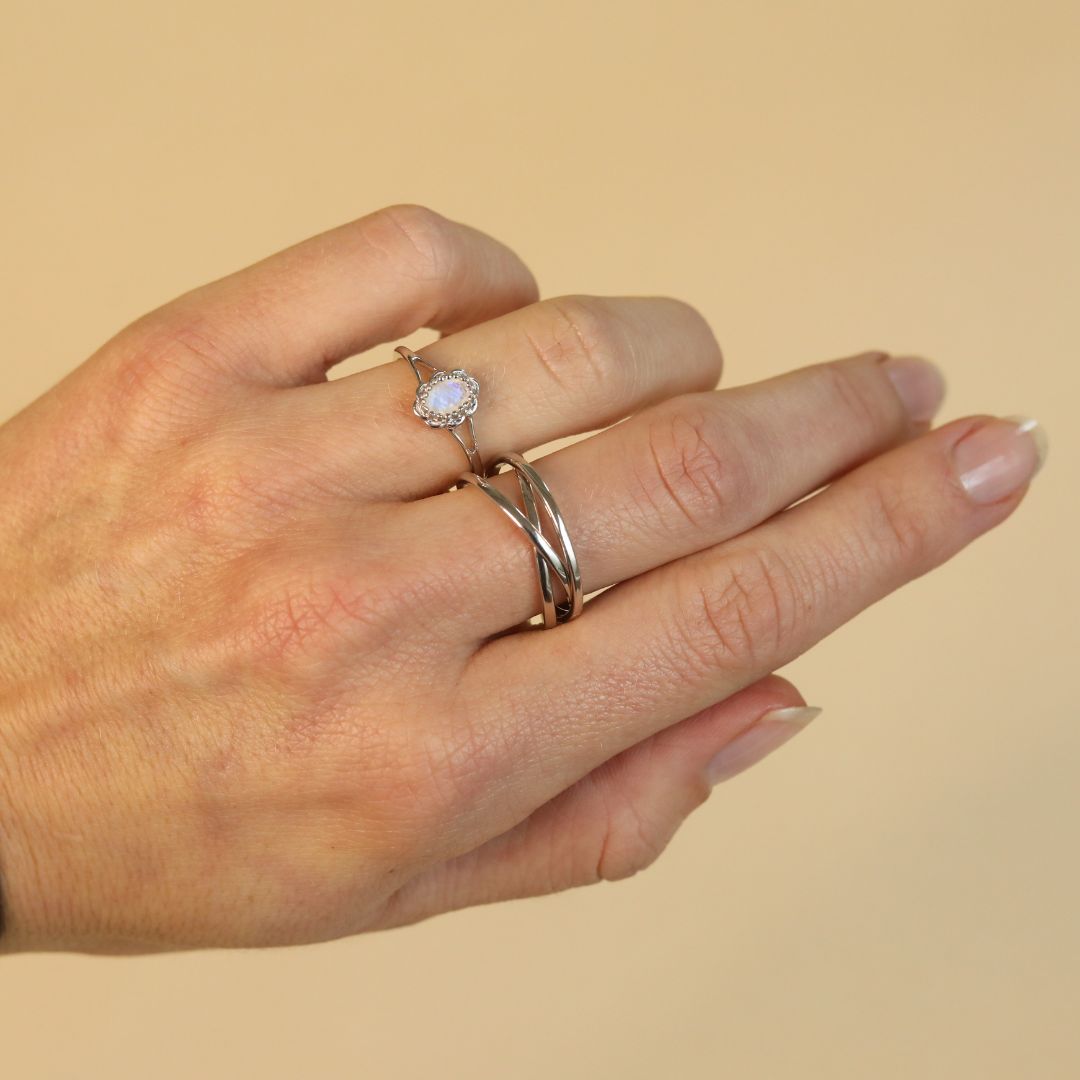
[0,205,1045,953]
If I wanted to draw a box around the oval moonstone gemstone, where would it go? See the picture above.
[427,378,469,415]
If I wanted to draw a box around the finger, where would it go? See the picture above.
[122,204,539,387]
[267,293,724,501]
[407,350,945,638]
[456,414,1045,834]
[371,676,816,928]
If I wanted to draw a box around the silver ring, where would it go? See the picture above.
[396,345,483,475]
[459,453,583,629]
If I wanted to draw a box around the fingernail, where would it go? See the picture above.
[953,416,1049,504]
[881,355,947,422]
[705,705,822,786]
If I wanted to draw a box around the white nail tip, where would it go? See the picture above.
[758,705,823,727]
[1002,415,1049,476]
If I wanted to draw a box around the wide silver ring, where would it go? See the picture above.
[396,345,483,475]
[459,453,583,629]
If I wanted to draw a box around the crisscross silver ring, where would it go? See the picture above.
[460,454,583,629]
[396,346,483,475]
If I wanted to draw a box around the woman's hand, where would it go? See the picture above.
[0,205,1044,952]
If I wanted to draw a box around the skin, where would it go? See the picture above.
[0,205,1042,954]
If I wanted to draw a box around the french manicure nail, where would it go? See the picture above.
[705,705,822,786]
[881,355,947,423]
[953,416,1049,504]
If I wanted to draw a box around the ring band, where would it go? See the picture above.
[460,454,583,629]
[396,346,484,475]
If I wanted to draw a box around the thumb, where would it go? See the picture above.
[372,674,821,929]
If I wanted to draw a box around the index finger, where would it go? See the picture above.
[122,204,539,387]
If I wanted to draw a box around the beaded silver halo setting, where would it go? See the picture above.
[395,345,483,474]
[412,368,480,429]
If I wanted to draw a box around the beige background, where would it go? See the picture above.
[1,1,1078,1077]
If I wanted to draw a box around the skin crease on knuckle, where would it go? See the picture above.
[638,398,755,538]
[521,295,624,400]
[522,295,721,409]
[672,546,802,680]
[592,774,677,884]
[363,203,457,286]
[816,355,894,436]
[107,309,256,416]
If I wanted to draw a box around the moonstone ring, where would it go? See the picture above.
[395,346,483,475]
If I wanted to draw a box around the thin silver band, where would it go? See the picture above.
[459,454,583,629]
[396,345,483,475]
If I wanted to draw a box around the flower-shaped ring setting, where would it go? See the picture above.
[413,369,480,429]
[395,346,484,475]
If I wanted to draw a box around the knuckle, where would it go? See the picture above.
[524,294,623,394]
[854,476,936,569]
[170,455,239,543]
[638,401,749,532]
[674,547,798,673]
[593,782,672,882]
[103,310,237,439]
[173,453,306,543]
[365,203,455,283]
[236,556,413,670]
[818,359,892,433]
[255,575,388,666]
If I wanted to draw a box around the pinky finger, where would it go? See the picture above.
[370,676,820,929]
